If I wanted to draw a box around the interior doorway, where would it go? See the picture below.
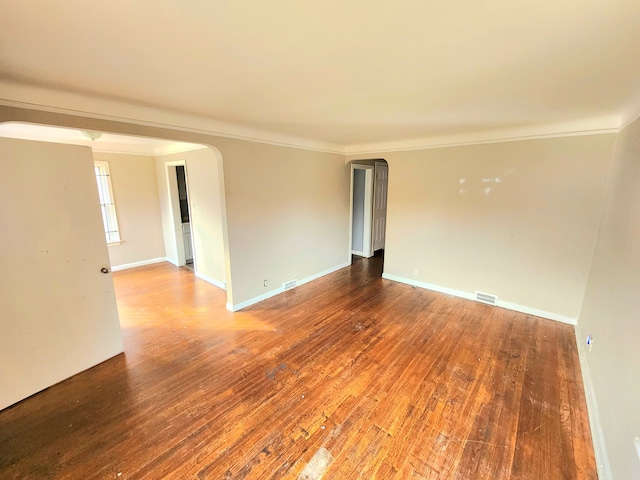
[350,164,373,257]
[349,159,389,270]
[175,166,194,269]
[165,161,195,269]
[0,122,229,296]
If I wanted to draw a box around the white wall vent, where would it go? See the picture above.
[475,291,498,305]
[283,279,298,291]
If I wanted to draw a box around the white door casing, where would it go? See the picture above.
[349,164,374,258]
[372,161,388,252]
[0,138,123,410]
[165,163,187,267]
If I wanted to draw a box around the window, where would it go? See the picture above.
[94,161,121,244]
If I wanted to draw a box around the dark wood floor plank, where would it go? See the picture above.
[0,255,596,479]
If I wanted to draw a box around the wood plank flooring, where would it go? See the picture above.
[0,255,597,479]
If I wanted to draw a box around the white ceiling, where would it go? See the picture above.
[1,0,639,151]
[0,123,205,156]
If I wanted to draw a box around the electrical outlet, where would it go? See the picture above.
[264,279,268,287]
[634,437,640,461]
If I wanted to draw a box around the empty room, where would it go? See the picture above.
[1,1,639,479]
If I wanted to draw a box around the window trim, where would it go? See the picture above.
[94,160,121,245]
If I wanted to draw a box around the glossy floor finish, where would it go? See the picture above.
[0,256,596,479]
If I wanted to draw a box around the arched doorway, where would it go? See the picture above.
[348,159,389,272]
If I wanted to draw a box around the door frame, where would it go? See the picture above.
[165,160,196,269]
[349,164,374,260]
[372,160,389,252]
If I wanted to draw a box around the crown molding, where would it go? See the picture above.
[152,143,208,157]
[0,120,206,157]
[86,146,155,156]
[0,80,630,158]
[0,81,345,155]
[344,118,622,157]
[92,143,206,157]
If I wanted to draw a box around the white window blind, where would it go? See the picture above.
[94,161,121,244]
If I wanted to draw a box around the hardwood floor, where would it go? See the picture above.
[0,256,596,479]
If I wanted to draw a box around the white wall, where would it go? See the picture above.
[349,134,616,320]
[155,139,350,310]
[156,149,227,289]
[94,152,165,268]
[578,117,640,480]
[0,107,353,313]
[217,138,350,309]
[0,138,122,410]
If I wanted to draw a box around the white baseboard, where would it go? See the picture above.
[381,273,577,325]
[227,262,350,312]
[574,324,612,480]
[297,262,351,288]
[227,286,284,312]
[165,256,179,267]
[351,250,364,256]
[111,257,167,272]
[195,271,226,290]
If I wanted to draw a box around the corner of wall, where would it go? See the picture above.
[574,322,613,480]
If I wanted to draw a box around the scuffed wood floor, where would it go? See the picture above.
[0,255,597,479]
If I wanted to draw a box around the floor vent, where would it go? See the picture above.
[283,279,298,291]
[475,291,498,305]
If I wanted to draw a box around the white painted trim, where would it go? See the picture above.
[345,124,620,156]
[111,257,167,271]
[227,262,350,312]
[0,85,624,157]
[351,250,365,256]
[181,163,197,269]
[94,160,121,244]
[165,162,187,267]
[0,121,205,157]
[153,143,207,156]
[92,148,154,156]
[381,273,578,325]
[195,271,226,290]
[91,147,177,157]
[298,262,350,287]
[349,164,374,261]
[574,324,613,480]
[165,159,187,167]
[165,256,179,267]
[0,90,344,154]
[227,286,286,312]
[95,143,204,157]
[362,168,374,258]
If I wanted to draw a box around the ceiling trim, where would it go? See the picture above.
[91,147,157,157]
[153,143,208,157]
[91,143,207,157]
[0,122,209,157]
[0,81,346,154]
[344,123,621,157]
[0,80,627,157]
